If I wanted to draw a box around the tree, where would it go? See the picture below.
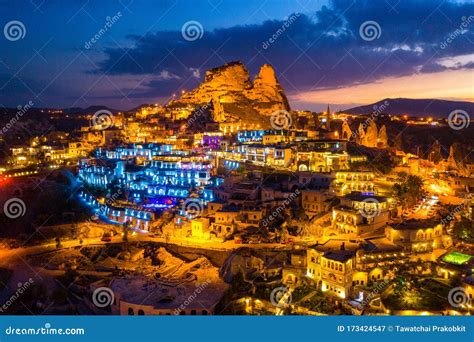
[453,217,474,243]
[393,173,424,209]
[122,221,131,251]
[55,237,62,249]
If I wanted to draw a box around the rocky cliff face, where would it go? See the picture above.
[245,63,290,112]
[356,122,388,148]
[179,61,251,104]
[168,61,290,125]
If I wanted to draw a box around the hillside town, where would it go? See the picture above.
[0,62,473,316]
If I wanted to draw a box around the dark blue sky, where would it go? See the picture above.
[0,0,473,111]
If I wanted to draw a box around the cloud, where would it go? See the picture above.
[90,0,474,100]
[156,70,182,81]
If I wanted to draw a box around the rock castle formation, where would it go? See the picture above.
[167,61,290,127]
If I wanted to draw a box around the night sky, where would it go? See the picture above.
[0,0,473,111]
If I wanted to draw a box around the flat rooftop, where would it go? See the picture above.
[392,219,440,230]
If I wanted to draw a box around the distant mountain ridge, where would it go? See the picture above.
[344,98,474,118]
[63,105,121,114]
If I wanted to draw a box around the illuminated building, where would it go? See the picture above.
[295,140,349,172]
[191,218,211,239]
[282,251,307,286]
[109,252,228,315]
[77,144,215,230]
[307,239,405,300]
[385,219,451,253]
[435,252,473,287]
[301,190,333,216]
[307,245,354,299]
[229,144,292,167]
[320,251,354,299]
[331,193,389,236]
[237,129,308,144]
[331,171,376,196]
[193,132,223,150]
